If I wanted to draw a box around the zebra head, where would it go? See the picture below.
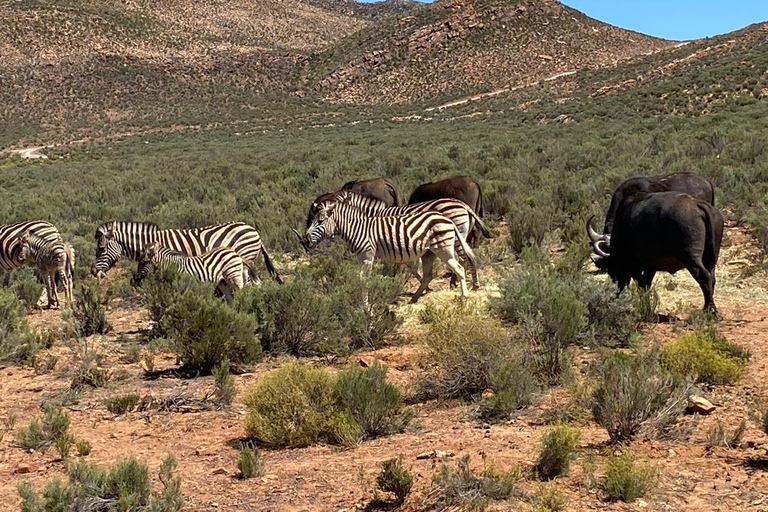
[16,231,34,264]
[302,201,338,249]
[131,242,159,285]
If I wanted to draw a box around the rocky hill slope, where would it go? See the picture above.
[305,0,672,103]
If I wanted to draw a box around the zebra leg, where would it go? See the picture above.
[437,250,468,298]
[60,271,72,308]
[46,274,59,309]
[453,238,479,290]
[410,252,436,303]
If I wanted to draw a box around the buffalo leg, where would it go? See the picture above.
[687,262,716,313]
[637,271,656,290]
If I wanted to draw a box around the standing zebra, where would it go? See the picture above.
[133,243,251,304]
[18,232,75,308]
[0,220,61,270]
[299,190,492,288]
[91,221,281,284]
[302,195,476,303]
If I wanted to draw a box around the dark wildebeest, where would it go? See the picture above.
[587,191,723,313]
[408,176,484,246]
[341,178,403,207]
[601,172,714,235]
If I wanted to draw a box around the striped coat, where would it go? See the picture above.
[0,220,61,270]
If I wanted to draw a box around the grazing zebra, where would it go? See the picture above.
[91,221,281,284]
[18,232,75,308]
[0,220,61,270]
[133,242,251,304]
[302,195,477,303]
[300,190,492,288]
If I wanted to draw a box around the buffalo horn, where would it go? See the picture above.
[586,216,605,243]
[593,240,610,258]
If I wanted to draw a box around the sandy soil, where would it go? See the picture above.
[1,226,767,512]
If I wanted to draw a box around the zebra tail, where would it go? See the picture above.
[261,247,283,284]
[467,208,493,239]
[454,224,477,268]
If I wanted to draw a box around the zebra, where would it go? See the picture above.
[91,221,281,284]
[133,242,251,304]
[302,194,477,303]
[17,231,75,308]
[299,190,492,288]
[0,220,61,270]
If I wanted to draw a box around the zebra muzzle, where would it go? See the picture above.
[293,229,310,252]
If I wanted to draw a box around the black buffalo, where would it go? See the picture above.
[602,171,714,235]
[341,178,403,207]
[588,191,723,312]
[408,176,484,245]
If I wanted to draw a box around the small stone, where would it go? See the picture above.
[481,389,494,399]
[668,449,676,457]
[110,433,119,439]
[688,396,716,415]
[211,467,228,475]
[14,463,34,474]
[195,447,207,456]
[638,500,648,508]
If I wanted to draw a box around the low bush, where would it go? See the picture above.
[660,330,749,385]
[70,362,111,390]
[528,484,566,512]
[67,281,112,337]
[15,406,71,452]
[576,279,638,346]
[237,441,265,479]
[592,352,693,443]
[376,456,413,505]
[212,359,236,406]
[492,267,586,384]
[424,455,518,511]
[103,393,141,415]
[0,266,44,311]
[243,363,360,448]
[76,439,92,456]
[534,422,581,480]
[417,302,521,400]
[630,284,660,323]
[478,360,539,422]
[54,433,75,461]
[603,450,657,502]
[0,287,44,364]
[141,265,210,336]
[161,291,261,373]
[18,454,183,512]
[336,362,412,439]
[707,420,746,448]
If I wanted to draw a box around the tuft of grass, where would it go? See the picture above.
[54,433,75,461]
[76,439,92,456]
[67,281,112,337]
[603,450,658,502]
[707,420,746,448]
[424,455,518,511]
[102,393,141,415]
[660,330,749,385]
[478,359,539,422]
[375,455,413,505]
[15,406,71,452]
[630,284,660,323]
[70,362,111,390]
[534,422,581,480]
[237,441,265,479]
[213,359,236,406]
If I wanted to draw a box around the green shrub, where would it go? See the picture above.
[418,302,520,400]
[534,422,581,480]
[76,439,92,456]
[68,281,112,337]
[529,484,566,512]
[506,202,553,254]
[603,450,657,502]
[70,362,111,390]
[478,360,538,422]
[0,287,42,364]
[0,266,44,311]
[243,363,360,448]
[660,330,749,385]
[19,454,183,512]
[336,362,412,438]
[424,455,518,511]
[142,265,210,336]
[54,433,75,461]
[161,291,261,373]
[213,359,236,406]
[492,267,586,384]
[576,279,638,346]
[237,441,265,479]
[592,352,693,443]
[103,393,141,415]
[15,406,71,452]
[376,456,413,505]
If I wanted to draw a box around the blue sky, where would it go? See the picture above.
[356,1,768,41]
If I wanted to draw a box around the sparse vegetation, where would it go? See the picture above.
[76,439,92,457]
[67,281,112,337]
[15,406,71,452]
[603,450,658,502]
[424,455,519,511]
[18,454,183,512]
[103,393,141,415]
[592,352,693,443]
[707,420,747,448]
[375,456,413,505]
[661,330,750,385]
[534,422,581,480]
[237,441,265,480]
[70,362,111,390]
[212,359,237,406]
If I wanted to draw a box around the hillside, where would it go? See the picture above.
[306,0,673,104]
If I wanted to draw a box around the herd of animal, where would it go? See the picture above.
[0,172,724,312]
